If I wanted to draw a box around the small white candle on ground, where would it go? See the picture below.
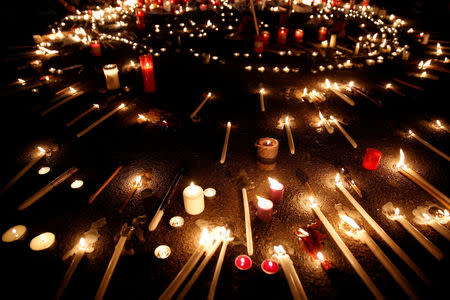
[241,187,253,256]
[329,34,337,48]
[203,188,216,200]
[71,180,84,189]
[408,130,449,161]
[30,232,55,251]
[183,182,205,215]
[38,167,50,175]
[2,225,27,242]
[208,230,233,300]
[413,208,450,240]
[155,245,171,259]
[259,88,265,111]
[219,122,231,164]
[330,116,357,148]
[67,104,100,127]
[284,116,295,155]
[77,104,125,138]
[324,79,355,106]
[318,111,334,134]
[190,92,212,120]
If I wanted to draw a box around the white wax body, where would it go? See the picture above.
[103,67,120,90]
[354,43,360,55]
[422,34,429,45]
[183,185,205,215]
[329,34,337,48]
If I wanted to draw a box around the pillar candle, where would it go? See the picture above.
[268,177,284,204]
[183,182,204,215]
[139,55,156,93]
[254,35,263,53]
[91,40,101,57]
[318,27,327,41]
[329,34,337,48]
[261,31,270,45]
[136,8,145,30]
[255,138,279,170]
[256,196,273,223]
[277,27,288,45]
[103,64,120,90]
[295,29,304,43]
[362,149,382,170]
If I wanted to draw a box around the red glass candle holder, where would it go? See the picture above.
[362,148,382,170]
[139,54,156,93]
[261,259,279,274]
[254,35,263,53]
[91,40,101,57]
[136,8,145,30]
[277,27,288,45]
[318,27,327,41]
[235,255,252,270]
[261,31,270,45]
[295,29,304,43]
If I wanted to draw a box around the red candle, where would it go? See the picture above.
[136,8,145,30]
[139,54,156,93]
[318,27,327,41]
[91,40,101,57]
[362,148,382,170]
[256,196,273,223]
[268,177,284,204]
[261,259,279,274]
[261,31,270,45]
[277,27,288,45]
[254,35,263,53]
[295,29,304,43]
[235,255,252,270]
[200,4,207,11]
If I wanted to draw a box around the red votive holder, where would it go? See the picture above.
[256,196,273,223]
[277,27,288,45]
[295,29,304,43]
[362,148,382,170]
[136,8,145,30]
[261,259,279,274]
[261,31,270,45]
[268,177,284,204]
[318,27,327,41]
[139,54,156,93]
[91,40,101,57]
[200,4,207,11]
[254,35,263,53]
[235,255,252,270]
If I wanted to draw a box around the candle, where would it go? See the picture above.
[139,54,156,93]
[89,166,123,204]
[261,31,270,45]
[413,209,450,240]
[169,216,185,228]
[154,245,171,259]
[284,116,295,155]
[183,182,205,215]
[329,116,357,148]
[2,225,27,242]
[362,148,382,170]
[38,167,50,175]
[0,146,46,195]
[329,34,337,48]
[318,111,334,134]
[77,104,126,138]
[255,137,279,170]
[190,92,212,120]
[119,176,143,213]
[219,122,231,164]
[308,197,384,300]
[256,196,273,223]
[207,229,233,300]
[396,149,450,209]
[259,88,265,112]
[241,187,253,256]
[318,27,327,41]
[321,40,328,48]
[354,42,360,55]
[235,255,252,270]
[41,89,85,116]
[204,188,216,200]
[295,29,304,43]
[159,229,211,300]
[348,81,383,107]
[30,59,42,72]
[30,232,55,251]
[274,245,308,300]
[67,104,100,127]
[103,64,120,90]
[136,8,145,30]
[339,215,417,299]
[71,180,84,189]
[421,33,430,45]
[324,80,355,106]
[95,224,135,300]
[408,130,449,161]
[254,35,263,53]
[382,203,444,261]
[268,177,284,204]
[385,83,405,96]
[91,40,101,56]
[277,27,288,45]
[18,167,78,210]
[434,120,449,133]
[261,259,279,274]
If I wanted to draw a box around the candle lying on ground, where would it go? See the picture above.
[190,92,212,120]
[89,166,123,204]
[325,80,355,106]
[259,88,265,112]
[103,64,120,90]
[183,182,205,215]
[339,215,417,299]
[241,187,253,256]
[385,83,405,96]
[255,137,279,170]
[2,225,27,242]
[256,196,273,223]
[329,116,357,148]
[41,89,85,116]
[347,81,383,107]
[67,104,100,127]
[408,130,449,161]
[268,177,284,203]
[208,229,233,300]
[284,116,295,155]
[318,111,334,134]
[119,176,143,213]
[434,120,449,133]
[220,122,231,164]
[382,203,444,261]
[77,104,125,138]
[413,207,450,240]
[235,255,252,270]
[261,259,279,274]
[30,232,55,251]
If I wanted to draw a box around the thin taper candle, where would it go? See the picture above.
[207,232,232,300]
[67,104,99,127]
[330,116,357,148]
[77,104,125,138]
[190,92,211,119]
[242,188,253,256]
[220,122,231,164]
[259,88,265,111]
[89,166,123,204]
[41,91,85,116]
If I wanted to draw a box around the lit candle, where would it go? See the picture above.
[384,83,405,96]
[277,27,288,45]
[354,42,360,55]
[241,187,253,256]
[77,104,126,138]
[284,116,295,155]
[183,182,205,215]
[139,54,156,93]
[261,259,279,274]
[318,27,327,41]
[329,116,357,148]
[204,188,216,200]
[41,88,85,116]
[190,92,212,120]
[256,196,273,223]
[119,176,143,213]
[421,33,430,45]
[91,40,101,56]
[382,203,444,261]
[318,111,334,134]
[413,209,450,240]
[329,34,337,48]
[434,120,449,133]
[295,29,304,43]
[154,245,171,259]
[268,177,284,204]
[38,167,50,175]
[2,225,27,242]
[89,166,123,204]
[102,64,120,90]
[71,180,84,189]
[255,137,279,170]
[259,88,265,112]
[408,130,449,161]
[219,122,231,164]
[207,229,233,300]
[136,8,145,30]
[235,255,252,270]
[261,30,270,45]
[362,148,382,170]
[308,197,384,300]
[30,232,55,251]
[66,104,99,127]
[339,215,417,299]
[324,80,355,106]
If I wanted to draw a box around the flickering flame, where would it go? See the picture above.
[422,213,431,221]
[135,176,143,187]
[285,116,290,126]
[420,71,427,78]
[37,146,46,155]
[335,173,342,184]
[408,130,414,136]
[130,60,135,67]
[309,196,317,207]
[18,78,26,85]
[333,82,339,89]
[138,114,147,121]
[325,79,331,88]
[340,215,361,230]
[298,228,309,237]
[436,120,442,127]
[119,103,126,109]
[348,81,354,88]
[199,228,210,246]
[259,88,265,94]
[268,177,283,190]
[69,87,77,94]
[256,196,273,209]
[93,104,100,108]
[423,59,431,68]
[397,149,405,169]
[79,237,87,250]
[386,83,392,89]
[207,92,212,97]
[395,207,400,216]
[274,245,286,256]
[316,251,325,261]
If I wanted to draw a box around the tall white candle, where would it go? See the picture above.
[103,64,120,90]
[207,230,232,300]
[354,42,360,55]
[77,104,125,138]
[330,116,357,148]
[285,116,295,155]
[259,88,265,112]
[408,130,449,161]
[67,104,100,127]
[183,182,205,215]
[329,34,337,48]
[190,92,212,119]
[242,187,253,256]
[220,122,231,164]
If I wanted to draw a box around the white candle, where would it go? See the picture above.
[421,33,430,45]
[207,230,232,300]
[2,225,27,242]
[329,34,337,48]
[183,182,205,215]
[408,130,449,161]
[334,173,429,283]
[241,187,253,256]
[354,42,360,55]
[30,232,55,251]
[41,90,85,116]
[190,92,212,119]
[219,122,231,164]
[285,116,295,155]
[308,197,384,300]
[318,112,334,134]
[103,64,120,90]
[259,88,265,112]
[325,80,355,106]
[330,116,357,148]
[67,104,100,127]
[77,104,125,138]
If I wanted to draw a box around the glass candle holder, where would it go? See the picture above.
[103,64,120,90]
[362,148,382,170]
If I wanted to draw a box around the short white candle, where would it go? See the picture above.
[38,167,50,175]
[329,34,337,48]
[183,182,205,215]
[30,232,55,251]
[259,88,265,112]
[2,225,27,242]
[408,130,449,161]
[155,245,171,259]
[71,180,84,189]
[103,64,120,90]
[354,42,360,55]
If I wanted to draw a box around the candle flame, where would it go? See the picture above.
[138,114,147,121]
[335,173,342,184]
[135,176,143,187]
[79,237,87,250]
[268,177,283,189]
[386,83,392,89]
[297,228,309,237]
[190,182,195,187]
[436,120,442,127]
[37,146,46,155]
[395,207,400,216]
[408,130,414,136]
[348,81,354,88]
[423,59,431,68]
[316,251,325,261]
[69,87,77,94]
[418,61,424,69]
[259,88,265,94]
[333,82,339,89]
[397,149,405,169]
[12,229,17,234]
[308,196,317,207]
[340,215,361,230]
[422,213,431,221]
[325,79,331,89]
[274,245,286,256]
[256,196,273,209]
[130,60,135,67]
[207,92,212,97]
[227,121,231,127]
[93,104,100,108]
[285,116,290,125]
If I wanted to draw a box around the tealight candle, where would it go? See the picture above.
[169,216,184,228]
[256,196,273,223]
[261,30,270,45]
[204,188,216,200]
[38,167,50,175]
[255,138,279,170]
[183,182,205,215]
[268,177,284,204]
[30,232,55,251]
[103,64,120,90]
[235,255,252,270]
[71,180,84,189]
[261,259,279,274]
[155,245,171,259]
[2,225,27,242]
[277,27,288,45]
[362,149,382,170]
